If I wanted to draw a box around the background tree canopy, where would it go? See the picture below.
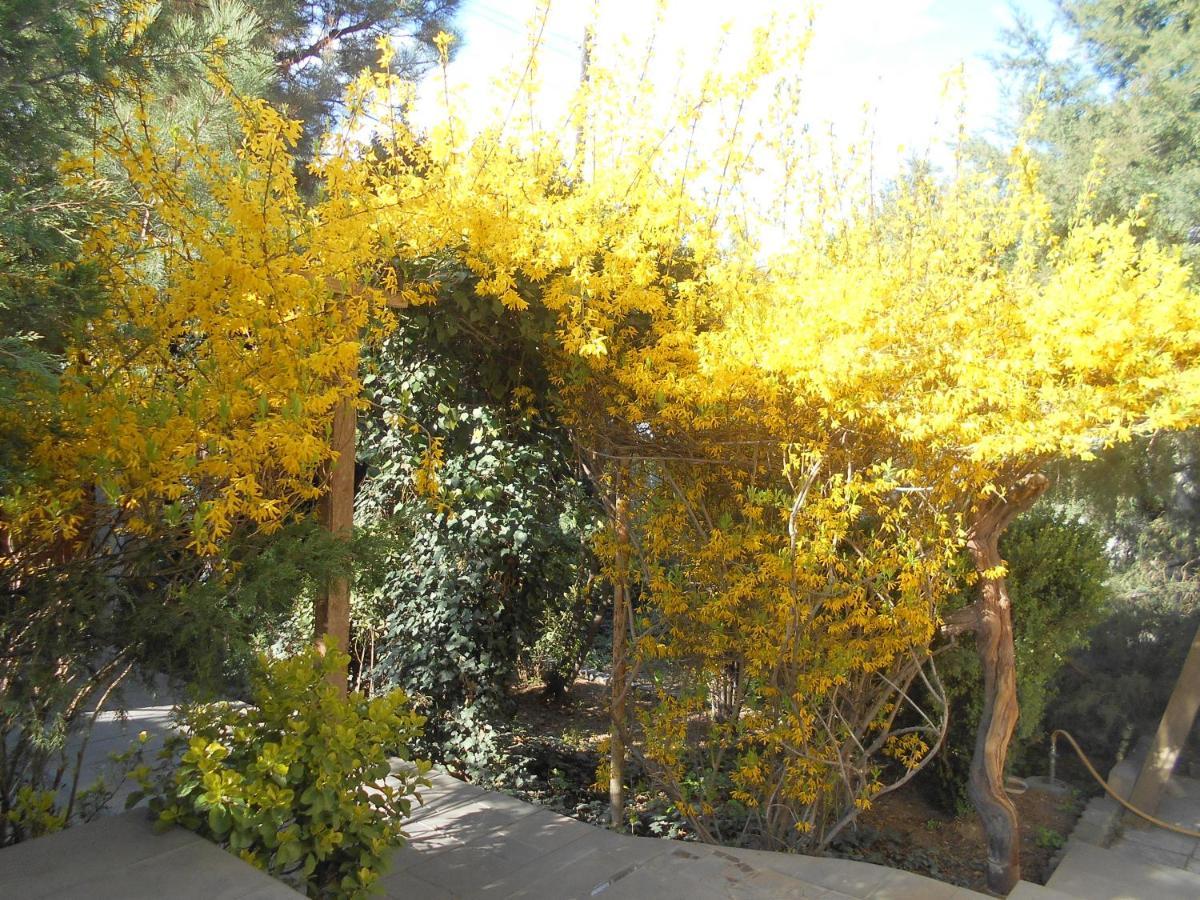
[992,0,1200,783]
[999,0,1200,260]
[261,0,460,162]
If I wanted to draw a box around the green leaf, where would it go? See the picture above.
[208,806,232,836]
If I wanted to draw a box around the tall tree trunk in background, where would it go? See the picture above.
[316,395,356,696]
[610,488,630,830]
[965,473,1049,895]
[709,660,743,724]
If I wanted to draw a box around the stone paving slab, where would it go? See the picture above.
[7,689,991,900]
[388,771,987,899]
[67,705,176,812]
[1107,835,1192,869]
[1047,837,1200,900]
[0,809,301,899]
[59,671,183,816]
[1090,770,1200,884]
[1007,881,1077,899]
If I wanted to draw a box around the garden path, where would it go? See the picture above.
[1029,752,1200,899]
[385,769,989,899]
[2,685,997,899]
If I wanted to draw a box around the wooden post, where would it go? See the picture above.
[316,394,355,696]
[1126,621,1200,823]
[573,23,593,180]
[610,487,629,830]
[311,279,409,694]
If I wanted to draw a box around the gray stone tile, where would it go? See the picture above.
[238,885,308,900]
[598,843,866,899]
[0,811,300,899]
[377,867,458,899]
[405,803,544,854]
[460,808,596,861]
[866,868,969,899]
[1167,774,1200,804]
[409,842,540,895]
[1005,883,1077,900]
[598,861,821,899]
[476,823,623,896]
[409,787,539,831]
[1070,822,1108,845]
[76,839,299,899]
[1156,796,1200,830]
[1048,838,1200,900]
[1109,836,1190,869]
[503,837,672,899]
[0,810,199,894]
[405,790,489,826]
[405,777,490,822]
[731,849,894,897]
[1118,822,1200,856]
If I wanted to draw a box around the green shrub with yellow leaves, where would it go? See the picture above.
[141,649,428,898]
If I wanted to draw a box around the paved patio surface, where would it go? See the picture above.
[3,682,990,899]
[1022,763,1200,899]
[0,808,301,899]
[384,771,986,899]
[1106,771,1200,873]
[0,768,990,900]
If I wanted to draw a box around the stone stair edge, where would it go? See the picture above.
[1047,835,1200,899]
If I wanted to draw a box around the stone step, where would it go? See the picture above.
[1007,880,1079,900]
[1069,795,1121,846]
[1047,837,1200,900]
[1106,826,1200,871]
[0,810,301,899]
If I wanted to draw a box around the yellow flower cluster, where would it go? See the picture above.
[9,6,1199,846]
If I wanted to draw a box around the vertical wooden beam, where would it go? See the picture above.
[573,22,593,181]
[316,395,355,696]
[609,487,629,830]
[1127,620,1200,822]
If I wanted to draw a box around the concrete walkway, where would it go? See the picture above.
[1010,759,1200,899]
[0,766,988,900]
[2,684,990,899]
[0,809,301,899]
[0,676,300,898]
[385,771,985,899]
[1106,770,1200,874]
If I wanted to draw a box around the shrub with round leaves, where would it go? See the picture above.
[139,649,428,898]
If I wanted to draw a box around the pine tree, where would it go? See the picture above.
[997,0,1200,260]
[259,0,461,161]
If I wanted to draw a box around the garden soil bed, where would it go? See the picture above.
[501,677,1082,895]
[847,781,1080,891]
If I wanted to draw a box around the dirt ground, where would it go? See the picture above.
[504,677,1082,895]
[850,781,1080,891]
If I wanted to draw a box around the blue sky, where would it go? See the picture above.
[422,0,1068,176]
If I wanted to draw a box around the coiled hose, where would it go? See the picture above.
[1050,728,1200,839]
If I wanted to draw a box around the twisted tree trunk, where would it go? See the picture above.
[964,473,1048,895]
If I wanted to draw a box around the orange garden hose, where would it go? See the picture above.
[1050,729,1200,839]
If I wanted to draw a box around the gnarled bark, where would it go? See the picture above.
[965,473,1048,895]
